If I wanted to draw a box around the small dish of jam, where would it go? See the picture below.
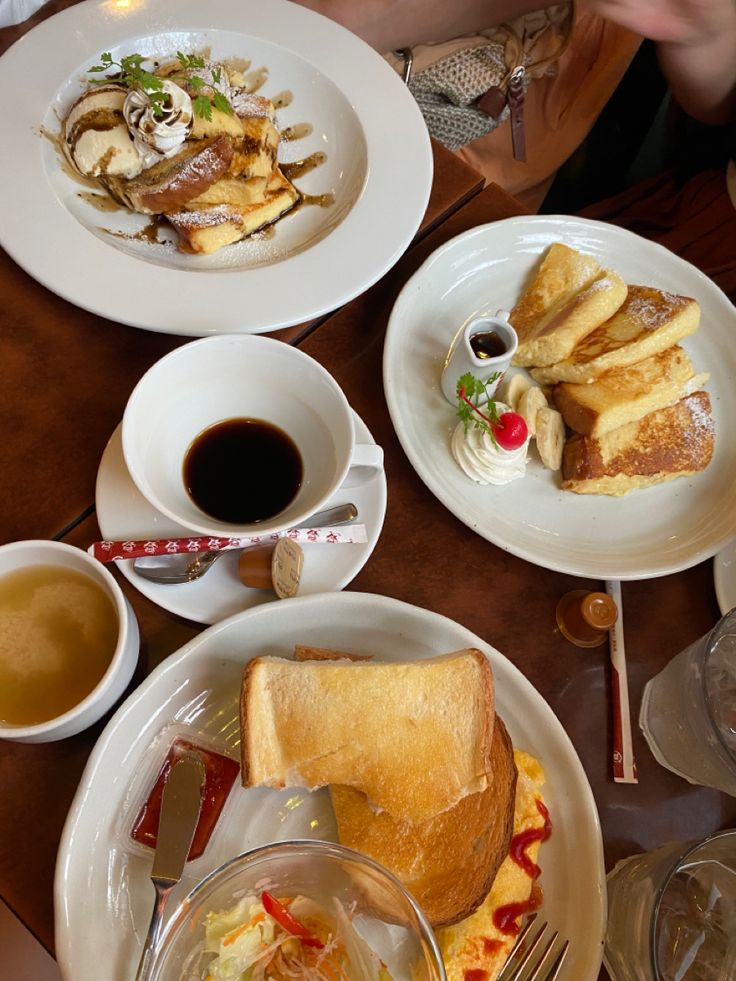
[130,736,240,861]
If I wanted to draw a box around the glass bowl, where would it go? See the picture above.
[147,838,446,980]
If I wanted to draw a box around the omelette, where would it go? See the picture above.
[437,750,548,981]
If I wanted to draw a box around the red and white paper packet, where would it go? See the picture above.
[89,525,368,563]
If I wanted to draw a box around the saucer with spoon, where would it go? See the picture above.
[95,421,386,625]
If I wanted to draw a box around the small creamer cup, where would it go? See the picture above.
[122,335,383,538]
[441,311,518,405]
[0,540,139,743]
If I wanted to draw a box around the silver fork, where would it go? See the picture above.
[497,914,570,981]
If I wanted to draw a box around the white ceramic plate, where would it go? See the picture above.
[384,216,736,580]
[714,542,736,614]
[0,0,431,334]
[96,413,386,623]
[54,592,605,981]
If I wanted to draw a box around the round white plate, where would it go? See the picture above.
[714,542,736,615]
[95,412,386,623]
[384,215,736,580]
[54,592,605,981]
[0,0,431,334]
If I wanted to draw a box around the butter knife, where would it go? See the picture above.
[135,750,206,981]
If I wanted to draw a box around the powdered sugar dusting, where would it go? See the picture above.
[683,392,715,442]
[625,286,689,329]
[168,204,241,228]
[585,274,615,293]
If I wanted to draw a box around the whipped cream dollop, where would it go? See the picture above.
[451,403,530,485]
[123,80,193,168]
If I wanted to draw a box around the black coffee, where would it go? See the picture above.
[183,418,303,524]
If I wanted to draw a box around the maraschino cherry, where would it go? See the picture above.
[493,411,528,451]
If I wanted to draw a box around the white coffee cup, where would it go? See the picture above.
[122,335,383,537]
[0,540,139,743]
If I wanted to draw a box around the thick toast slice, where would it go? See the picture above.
[561,390,715,495]
[553,346,709,436]
[240,649,495,824]
[531,286,701,384]
[510,244,627,367]
[331,716,516,928]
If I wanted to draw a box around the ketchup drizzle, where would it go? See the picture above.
[509,799,552,879]
[492,799,552,936]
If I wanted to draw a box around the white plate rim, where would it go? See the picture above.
[0,0,432,335]
[53,590,606,981]
[383,214,736,580]
[713,541,736,615]
[94,410,387,624]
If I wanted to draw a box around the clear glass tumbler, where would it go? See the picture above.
[605,830,736,980]
[146,838,446,980]
[639,608,736,795]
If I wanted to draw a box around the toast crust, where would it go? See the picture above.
[330,716,517,927]
[561,390,715,495]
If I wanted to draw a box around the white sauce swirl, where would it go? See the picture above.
[451,403,529,485]
[123,80,193,167]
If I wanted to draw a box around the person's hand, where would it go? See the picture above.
[589,0,736,123]
[587,0,735,44]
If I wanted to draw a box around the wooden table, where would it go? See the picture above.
[1,5,735,979]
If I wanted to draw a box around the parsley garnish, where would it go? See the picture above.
[456,371,502,446]
[87,51,234,121]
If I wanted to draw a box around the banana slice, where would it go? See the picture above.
[498,372,532,412]
[536,407,566,471]
[518,386,548,438]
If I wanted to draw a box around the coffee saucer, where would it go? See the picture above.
[95,414,386,624]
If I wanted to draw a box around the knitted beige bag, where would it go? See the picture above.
[393,4,573,160]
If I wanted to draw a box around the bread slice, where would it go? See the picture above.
[240,649,495,824]
[510,244,627,367]
[103,135,235,214]
[438,750,546,979]
[553,346,710,437]
[561,390,715,495]
[168,169,299,253]
[330,716,516,928]
[531,286,701,384]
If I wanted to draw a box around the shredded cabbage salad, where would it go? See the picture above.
[201,891,394,981]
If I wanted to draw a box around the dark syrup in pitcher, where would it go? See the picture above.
[183,418,302,524]
[470,330,508,360]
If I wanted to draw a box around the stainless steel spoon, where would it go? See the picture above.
[132,503,359,585]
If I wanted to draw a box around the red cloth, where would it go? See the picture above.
[580,168,736,303]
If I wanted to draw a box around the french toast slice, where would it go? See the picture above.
[510,244,627,368]
[185,175,269,208]
[531,286,701,384]
[552,346,710,437]
[167,168,299,253]
[228,115,280,179]
[190,106,245,141]
[561,390,715,495]
[103,134,235,214]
